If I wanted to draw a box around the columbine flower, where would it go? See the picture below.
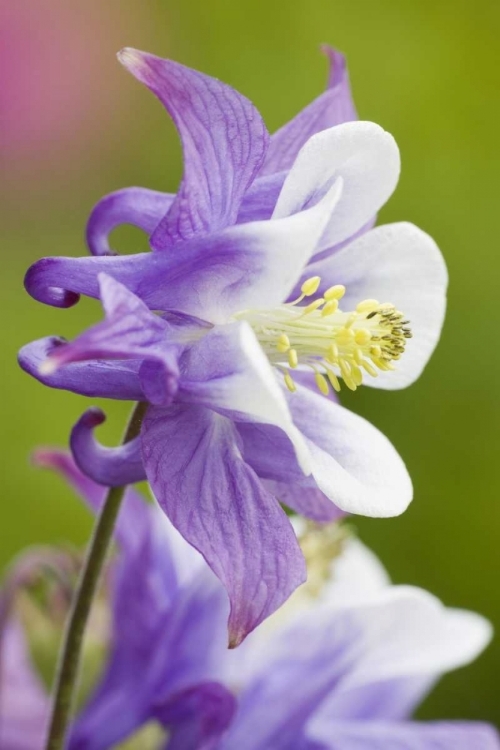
[0,451,233,750]
[2,455,497,749]
[20,47,447,644]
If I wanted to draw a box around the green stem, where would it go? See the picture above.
[44,401,148,750]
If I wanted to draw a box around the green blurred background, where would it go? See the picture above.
[2,0,499,727]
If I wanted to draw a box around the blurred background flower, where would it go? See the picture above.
[1,0,499,730]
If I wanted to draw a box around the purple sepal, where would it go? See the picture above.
[86,186,174,256]
[154,683,236,750]
[70,408,146,487]
[141,403,306,647]
[118,48,269,250]
[18,337,143,400]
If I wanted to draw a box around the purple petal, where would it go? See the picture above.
[69,408,146,487]
[86,187,174,256]
[261,47,357,176]
[72,533,228,749]
[308,720,500,749]
[218,609,357,750]
[141,403,306,646]
[154,683,236,750]
[42,274,179,405]
[0,621,49,750]
[264,480,343,523]
[18,337,143,400]
[118,48,268,250]
[25,185,339,322]
[236,421,341,522]
[236,171,286,224]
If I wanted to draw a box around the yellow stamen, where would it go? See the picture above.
[233,275,410,395]
[324,284,345,301]
[301,276,321,296]
[284,372,296,392]
[277,333,290,353]
[321,299,339,317]
[314,372,329,396]
[288,348,298,368]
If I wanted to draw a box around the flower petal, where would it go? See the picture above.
[141,403,306,646]
[118,48,269,250]
[154,683,236,750]
[262,47,357,175]
[70,408,146,487]
[180,322,310,473]
[236,171,286,224]
[289,384,413,517]
[42,274,179,405]
[24,181,340,319]
[71,534,228,750]
[273,122,400,253]
[18,337,143,400]
[86,187,174,256]
[308,720,500,749]
[309,222,448,389]
[0,622,49,750]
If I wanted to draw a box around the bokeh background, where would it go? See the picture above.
[2,0,499,727]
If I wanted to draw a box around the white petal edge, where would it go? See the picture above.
[273,122,400,252]
[289,386,413,517]
[336,585,493,690]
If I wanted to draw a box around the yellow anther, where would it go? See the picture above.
[324,284,345,301]
[288,348,298,368]
[321,299,339,317]
[378,302,396,310]
[336,328,355,346]
[326,368,341,392]
[339,360,357,391]
[359,359,378,377]
[300,298,325,316]
[356,299,379,313]
[284,372,297,392]
[354,328,371,345]
[301,276,322,296]
[315,372,330,395]
[328,343,339,362]
[350,363,363,386]
[277,333,291,353]
[370,345,382,358]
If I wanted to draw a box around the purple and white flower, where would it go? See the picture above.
[1,454,497,750]
[20,48,447,643]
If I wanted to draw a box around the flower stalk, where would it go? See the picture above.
[44,400,148,750]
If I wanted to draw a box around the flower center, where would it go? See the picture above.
[235,276,412,395]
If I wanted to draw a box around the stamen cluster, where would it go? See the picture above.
[237,276,412,395]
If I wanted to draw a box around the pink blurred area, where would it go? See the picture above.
[0,1,148,176]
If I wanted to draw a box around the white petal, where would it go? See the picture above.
[289,385,413,516]
[339,585,493,689]
[273,122,400,252]
[312,221,448,389]
[320,538,391,606]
